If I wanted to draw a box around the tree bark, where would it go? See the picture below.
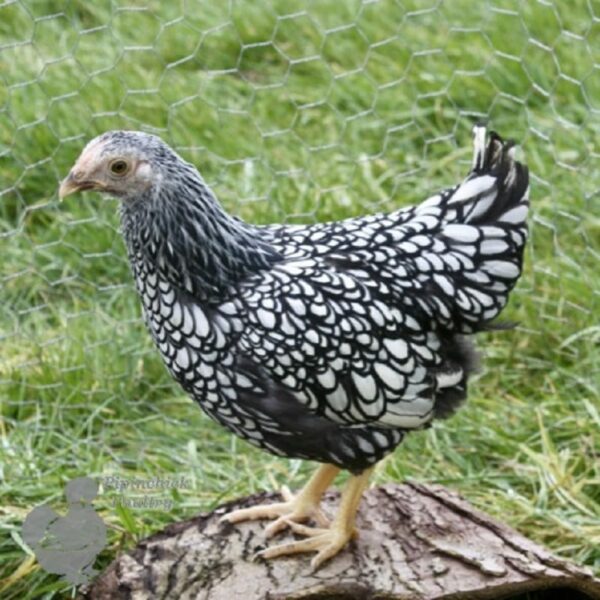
[82,482,600,599]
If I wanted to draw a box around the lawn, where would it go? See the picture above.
[0,0,599,597]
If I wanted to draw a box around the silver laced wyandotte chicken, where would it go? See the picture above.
[60,125,529,569]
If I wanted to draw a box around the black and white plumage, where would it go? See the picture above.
[60,125,529,566]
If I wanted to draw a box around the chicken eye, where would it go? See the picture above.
[110,159,129,176]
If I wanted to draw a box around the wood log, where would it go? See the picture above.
[82,482,600,599]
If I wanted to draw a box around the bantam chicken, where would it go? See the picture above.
[60,125,529,569]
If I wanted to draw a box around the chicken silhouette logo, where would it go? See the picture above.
[22,477,107,585]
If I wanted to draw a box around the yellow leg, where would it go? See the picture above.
[257,466,374,570]
[220,463,340,538]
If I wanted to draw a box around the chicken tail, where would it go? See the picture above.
[447,125,529,228]
[414,126,530,332]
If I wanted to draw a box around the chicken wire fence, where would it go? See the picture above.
[1,1,598,462]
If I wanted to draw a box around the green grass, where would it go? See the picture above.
[1,0,599,597]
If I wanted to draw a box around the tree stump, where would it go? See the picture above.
[82,482,600,599]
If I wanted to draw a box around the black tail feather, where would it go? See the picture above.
[466,126,529,226]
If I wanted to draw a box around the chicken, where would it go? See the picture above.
[59,125,529,569]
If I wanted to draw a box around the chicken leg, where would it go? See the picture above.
[257,466,373,570]
[220,463,340,537]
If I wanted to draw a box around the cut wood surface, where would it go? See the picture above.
[82,482,600,599]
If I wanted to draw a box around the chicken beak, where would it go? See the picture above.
[59,173,79,200]
[58,172,99,200]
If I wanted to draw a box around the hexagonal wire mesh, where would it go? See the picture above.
[1,0,599,580]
